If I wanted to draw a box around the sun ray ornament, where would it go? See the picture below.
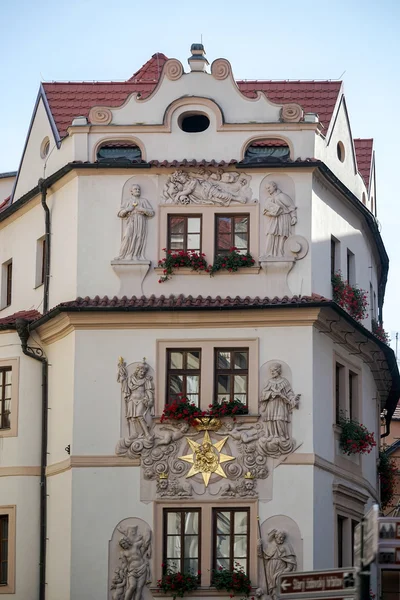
[178,430,235,487]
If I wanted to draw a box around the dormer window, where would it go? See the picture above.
[96,142,142,163]
[243,139,290,164]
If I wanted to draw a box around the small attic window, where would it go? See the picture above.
[40,137,50,159]
[96,142,142,163]
[337,142,345,162]
[243,139,290,164]
[179,113,210,133]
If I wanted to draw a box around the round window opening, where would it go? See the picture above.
[337,141,345,162]
[40,137,50,159]
[179,113,210,133]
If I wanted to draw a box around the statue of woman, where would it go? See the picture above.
[263,181,297,257]
[116,526,152,600]
[117,184,154,260]
[258,529,297,600]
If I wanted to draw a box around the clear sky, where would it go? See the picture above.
[1,0,399,347]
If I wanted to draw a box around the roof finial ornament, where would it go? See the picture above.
[188,42,209,73]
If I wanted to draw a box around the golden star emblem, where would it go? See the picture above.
[178,430,235,487]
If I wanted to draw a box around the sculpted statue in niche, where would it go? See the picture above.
[117,184,155,261]
[111,523,152,600]
[163,169,254,205]
[258,529,297,600]
[259,362,300,456]
[263,181,297,257]
[117,358,155,440]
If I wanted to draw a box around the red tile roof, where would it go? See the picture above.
[148,159,237,168]
[0,309,41,329]
[42,54,343,138]
[354,138,373,189]
[50,293,329,311]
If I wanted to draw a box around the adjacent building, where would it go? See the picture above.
[0,44,398,600]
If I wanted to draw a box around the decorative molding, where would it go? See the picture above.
[88,107,113,125]
[281,104,303,123]
[211,58,232,80]
[164,59,184,81]
[0,466,40,477]
[37,308,322,345]
[46,455,140,476]
[281,452,378,501]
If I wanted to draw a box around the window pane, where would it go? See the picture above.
[187,352,200,370]
[0,562,7,585]
[184,536,198,558]
[187,218,201,233]
[217,217,232,234]
[168,375,183,397]
[170,352,183,370]
[187,234,200,251]
[186,394,199,407]
[187,375,199,394]
[234,512,248,534]
[234,232,248,249]
[218,351,231,369]
[216,512,231,534]
[216,535,230,558]
[234,535,247,557]
[167,512,181,535]
[185,512,198,534]
[166,559,180,572]
[170,217,185,234]
[234,394,246,405]
[167,536,181,558]
[1,539,7,558]
[234,375,247,394]
[183,558,198,574]
[170,235,184,250]
[234,216,248,233]
[234,558,247,574]
[216,558,230,570]
[5,371,11,385]
[234,352,248,370]
[217,235,231,252]
[217,375,230,395]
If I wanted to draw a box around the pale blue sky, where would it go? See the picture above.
[1,0,399,346]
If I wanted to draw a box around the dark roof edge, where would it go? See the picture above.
[0,172,17,179]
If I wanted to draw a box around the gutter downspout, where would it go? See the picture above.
[15,319,48,600]
[38,178,50,314]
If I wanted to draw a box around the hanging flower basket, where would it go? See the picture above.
[338,414,376,455]
[379,451,398,510]
[211,564,252,599]
[332,271,368,321]
[371,318,391,345]
[157,564,199,599]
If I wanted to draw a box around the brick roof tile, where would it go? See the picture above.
[354,138,373,189]
[0,309,41,329]
[42,55,343,138]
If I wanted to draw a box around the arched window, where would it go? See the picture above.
[243,139,290,164]
[96,141,142,163]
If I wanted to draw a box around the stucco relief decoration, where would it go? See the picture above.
[259,362,300,457]
[89,106,113,125]
[221,472,257,497]
[156,473,193,497]
[280,103,303,123]
[117,184,155,261]
[109,518,152,600]
[164,59,184,81]
[211,58,231,80]
[163,169,255,205]
[258,529,297,600]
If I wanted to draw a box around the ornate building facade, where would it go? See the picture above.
[0,45,398,599]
